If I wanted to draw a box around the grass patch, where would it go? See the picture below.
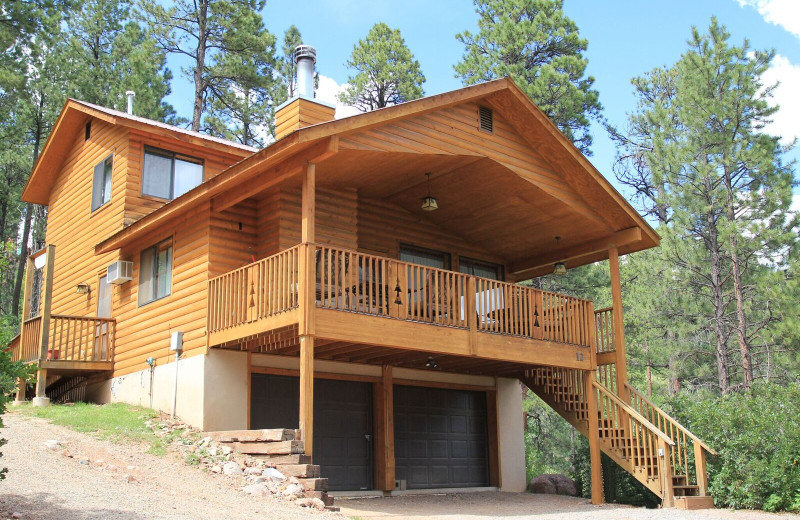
[16,402,172,455]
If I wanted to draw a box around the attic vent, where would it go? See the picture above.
[478,106,493,133]
[85,121,91,141]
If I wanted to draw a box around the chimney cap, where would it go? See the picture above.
[294,45,316,64]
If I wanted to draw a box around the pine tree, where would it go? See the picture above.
[339,22,425,111]
[66,0,174,120]
[138,0,279,133]
[455,0,601,153]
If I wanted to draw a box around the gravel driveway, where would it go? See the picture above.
[0,412,335,520]
[338,489,793,520]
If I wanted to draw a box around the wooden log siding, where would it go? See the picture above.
[207,245,300,334]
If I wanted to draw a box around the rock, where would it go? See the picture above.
[262,468,286,481]
[199,436,212,446]
[310,498,326,511]
[211,465,222,474]
[249,476,267,484]
[527,474,578,496]
[244,467,261,475]
[222,461,243,476]
[288,476,300,485]
[124,474,136,483]
[294,497,313,507]
[11,513,23,519]
[208,447,219,457]
[44,440,61,451]
[78,459,89,465]
[221,446,232,456]
[283,483,304,496]
[242,483,270,497]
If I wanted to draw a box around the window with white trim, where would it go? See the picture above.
[139,238,173,306]
[142,147,203,200]
[91,155,113,211]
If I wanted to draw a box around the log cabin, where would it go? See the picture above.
[8,46,715,509]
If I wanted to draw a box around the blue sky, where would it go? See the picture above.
[166,0,800,200]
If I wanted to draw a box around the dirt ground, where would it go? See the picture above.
[0,412,335,520]
[0,412,792,520]
[338,490,795,520]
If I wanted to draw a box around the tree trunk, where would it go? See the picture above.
[12,203,32,318]
[191,1,209,131]
[706,207,730,394]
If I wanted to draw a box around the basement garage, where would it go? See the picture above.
[393,385,490,489]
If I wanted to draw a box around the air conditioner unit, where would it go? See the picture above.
[107,260,134,285]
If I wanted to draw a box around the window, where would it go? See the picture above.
[399,244,451,270]
[139,238,173,305]
[459,257,504,281]
[142,147,203,200]
[91,155,113,211]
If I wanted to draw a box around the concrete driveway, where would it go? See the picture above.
[336,491,789,520]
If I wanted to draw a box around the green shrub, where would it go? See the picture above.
[0,333,35,481]
[666,382,800,511]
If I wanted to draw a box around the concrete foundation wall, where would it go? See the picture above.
[203,349,248,431]
[497,377,527,492]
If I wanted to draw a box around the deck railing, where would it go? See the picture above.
[207,244,597,349]
[48,315,116,362]
[9,315,115,364]
[627,383,716,494]
[594,307,615,354]
[208,245,300,333]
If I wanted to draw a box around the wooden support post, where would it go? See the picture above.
[584,370,605,505]
[15,377,26,403]
[374,365,395,491]
[587,301,598,369]
[299,162,316,337]
[35,368,48,398]
[659,437,675,507]
[37,245,55,362]
[299,334,314,458]
[694,442,709,496]
[608,245,629,401]
[466,277,477,354]
[19,256,34,322]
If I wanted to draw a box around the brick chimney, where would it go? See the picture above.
[275,45,335,140]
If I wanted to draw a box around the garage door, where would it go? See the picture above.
[394,385,489,489]
[250,374,373,491]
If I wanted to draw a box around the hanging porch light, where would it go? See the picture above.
[553,236,567,275]
[420,172,438,211]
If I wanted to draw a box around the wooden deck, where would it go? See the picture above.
[207,244,601,372]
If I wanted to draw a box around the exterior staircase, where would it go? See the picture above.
[523,367,716,509]
[208,429,338,512]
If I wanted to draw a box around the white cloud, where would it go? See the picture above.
[736,0,800,38]
[315,75,361,120]
[760,54,800,145]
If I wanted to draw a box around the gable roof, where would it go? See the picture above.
[22,99,257,205]
[93,78,659,276]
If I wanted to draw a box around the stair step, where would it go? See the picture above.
[298,477,328,491]
[251,453,312,465]
[278,464,320,478]
[674,496,714,510]
[209,429,295,443]
[232,440,304,455]
[304,490,334,505]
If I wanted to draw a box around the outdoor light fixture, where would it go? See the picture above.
[394,279,402,305]
[425,356,439,369]
[553,236,567,276]
[76,282,90,294]
[420,172,438,211]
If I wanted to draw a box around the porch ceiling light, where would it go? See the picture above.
[420,172,438,211]
[425,356,439,369]
[553,236,567,276]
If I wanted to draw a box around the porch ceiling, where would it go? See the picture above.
[312,150,652,278]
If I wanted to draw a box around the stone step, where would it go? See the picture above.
[232,440,304,455]
[209,429,295,443]
[279,464,320,478]
[325,506,340,512]
[298,477,328,491]
[251,453,312,465]
[303,490,334,506]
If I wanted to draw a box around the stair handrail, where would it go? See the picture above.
[592,380,675,446]
[626,383,717,455]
